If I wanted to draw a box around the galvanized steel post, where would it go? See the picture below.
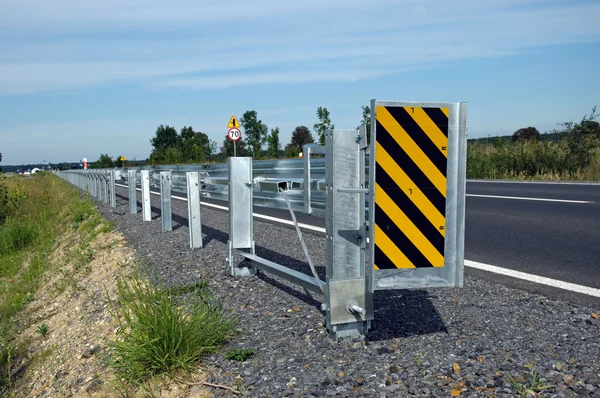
[186,172,202,249]
[160,171,172,231]
[103,172,109,204]
[141,170,151,221]
[128,170,137,214]
[227,157,255,276]
[324,127,373,340]
[110,170,117,208]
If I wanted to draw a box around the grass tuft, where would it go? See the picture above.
[107,269,237,385]
[226,348,255,362]
[0,219,38,255]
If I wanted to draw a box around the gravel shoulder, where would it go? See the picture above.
[97,187,600,398]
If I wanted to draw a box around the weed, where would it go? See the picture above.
[0,219,39,255]
[106,269,237,385]
[226,348,255,362]
[36,324,49,338]
[509,369,555,396]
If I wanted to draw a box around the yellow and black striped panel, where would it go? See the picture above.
[374,105,449,269]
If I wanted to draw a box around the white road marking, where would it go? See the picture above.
[465,260,600,298]
[115,184,600,297]
[466,194,593,204]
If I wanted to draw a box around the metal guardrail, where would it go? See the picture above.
[107,150,371,219]
[113,156,330,217]
[57,99,468,341]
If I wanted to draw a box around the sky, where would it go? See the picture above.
[1,0,599,165]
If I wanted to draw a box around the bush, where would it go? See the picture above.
[468,107,600,180]
[107,270,236,384]
[0,180,27,225]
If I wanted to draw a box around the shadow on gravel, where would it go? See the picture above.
[366,290,448,341]
[116,193,176,224]
[114,193,446,339]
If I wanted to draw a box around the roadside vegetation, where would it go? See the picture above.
[87,105,599,182]
[467,107,600,180]
[0,173,238,396]
[0,172,115,394]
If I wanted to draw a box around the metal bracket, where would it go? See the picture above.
[326,278,373,325]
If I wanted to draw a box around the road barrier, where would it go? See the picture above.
[57,99,468,340]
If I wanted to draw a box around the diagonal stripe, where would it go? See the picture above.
[374,245,401,270]
[376,184,444,267]
[405,107,448,158]
[376,106,447,197]
[386,106,447,177]
[375,205,433,268]
[423,107,449,138]
[374,223,416,269]
[375,120,447,213]
[373,170,445,255]
[376,142,446,237]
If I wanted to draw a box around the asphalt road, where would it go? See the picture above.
[464,181,600,305]
[123,180,600,306]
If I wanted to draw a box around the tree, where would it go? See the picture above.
[150,124,180,152]
[267,127,281,159]
[512,127,541,143]
[180,126,213,163]
[240,111,268,158]
[357,105,371,144]
[93,153,114,168]
[313,106,334,145]
[220,136,248,158]
[284,126,314,158]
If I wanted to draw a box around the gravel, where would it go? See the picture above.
[95,187,600,397]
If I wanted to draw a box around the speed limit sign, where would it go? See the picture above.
[227,127,241,141]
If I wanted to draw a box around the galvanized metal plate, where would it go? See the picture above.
[327,278,374,325]
[369,100,467,290]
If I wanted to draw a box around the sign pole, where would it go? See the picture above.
[227,115,241,158]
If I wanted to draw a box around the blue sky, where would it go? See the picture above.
[1,0,599,165]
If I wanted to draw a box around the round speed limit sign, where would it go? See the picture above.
[227,127,241,142]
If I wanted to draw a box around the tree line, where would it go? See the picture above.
[87,104,600,180]
[91,104,372,167]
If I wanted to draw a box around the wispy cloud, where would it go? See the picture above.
[1,0,599,95]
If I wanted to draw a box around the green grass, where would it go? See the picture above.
[467,141,600,181]
[0,173,114,394]
[226,348,255,362]
[106,269,237,386]
[509,369,555,396]
[0,219,39,255]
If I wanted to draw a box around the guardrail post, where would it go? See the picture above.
[303,143,326,215]
[160,171,172,231]
[324,126,373,340]
[98,173,103,201]
[227,157,255,276]
[103,172,109,204]
[127,170,137,214]
[187,172,203,249]
[110,170,117,208]
[141,170,151,221]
